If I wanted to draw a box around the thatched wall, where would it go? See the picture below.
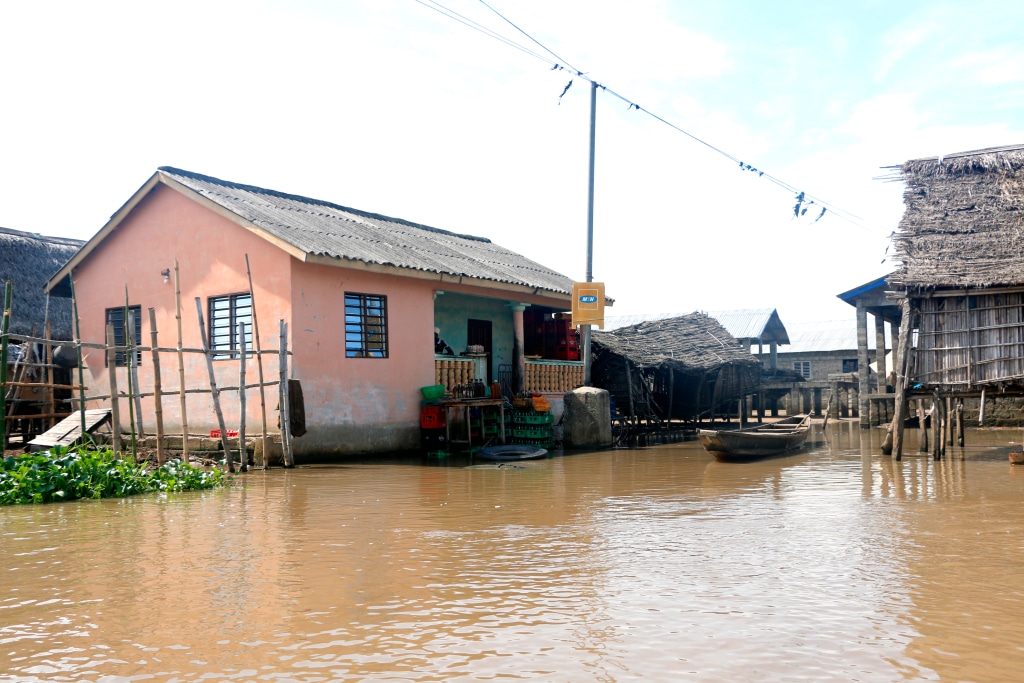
[889,144,1024,290]
[0,227,84,340]
[592,312,761,422]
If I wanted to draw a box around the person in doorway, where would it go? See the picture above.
[434,327,454,355]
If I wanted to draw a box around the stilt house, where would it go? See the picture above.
[889,144,1024,399]
[0,227,84,340]
[591,312,761,426]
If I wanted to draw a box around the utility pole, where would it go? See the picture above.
[582,80,597,386]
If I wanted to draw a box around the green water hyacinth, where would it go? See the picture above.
[0,446,229,505]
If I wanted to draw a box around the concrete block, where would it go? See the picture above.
[563,387,612,449]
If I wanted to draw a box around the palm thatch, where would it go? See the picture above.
[888,144,1024,290]
[0,227,84,340]
[592,312,761,424]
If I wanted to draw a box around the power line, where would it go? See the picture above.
[417,0,874,232]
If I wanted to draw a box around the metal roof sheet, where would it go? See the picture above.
[781,319,888,354]
[158,167,575,296]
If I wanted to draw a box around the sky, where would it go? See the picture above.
[2,0,1022,326]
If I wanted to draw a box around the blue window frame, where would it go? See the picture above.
[345,293,388,358]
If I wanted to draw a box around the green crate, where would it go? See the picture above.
[513,412,553,425]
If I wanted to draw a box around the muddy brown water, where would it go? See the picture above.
[3,422,1024,681]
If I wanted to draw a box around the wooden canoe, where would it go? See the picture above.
[698,415,811,461]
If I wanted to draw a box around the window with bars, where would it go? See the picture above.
[345,292,388,358]
[209,293,253,359]
[793,361,811,380]
[105,306,142,367]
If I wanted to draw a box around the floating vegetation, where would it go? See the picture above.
[0,446,229,505]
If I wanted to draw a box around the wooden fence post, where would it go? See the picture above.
[149,308,166,465]
[891,298,913,461]
[195,298,235,473]
[0,281,11,452]
[279,320,293,468]
[69,276,87,437]
[105,324,122,455]
[244,255,270,469]
[174,260,189,463]
[237,320,248,472]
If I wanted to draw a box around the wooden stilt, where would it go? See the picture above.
[44,321,55,429]
[891,298,913,461]
[956,398,964,449]
[244,254,270,469]
[105,324,122,455]
[69,276,87,438]
[237,321,248,472]
[174,261,189,463]
[931,394,940,460]
[978,388,986,425]
[148,308,166,466]
[279,320,293,468]
[195,297,234,473]
[918,399,928,453]
[0,281,11,452]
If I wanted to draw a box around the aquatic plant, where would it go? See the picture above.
[0,446,229,505]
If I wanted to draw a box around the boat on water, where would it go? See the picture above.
[697,414,811,461]
[477,444,549,462]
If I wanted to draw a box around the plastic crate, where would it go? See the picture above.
[513,412,553,425]
[420,405,447,429]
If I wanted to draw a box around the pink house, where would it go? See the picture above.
[46,167,592,458]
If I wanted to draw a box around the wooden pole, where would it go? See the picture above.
[244,255,269,469]
[105,324,123,455]
[237,320,248,472]
[174,260,189,463]
[44,321,55,429]
[0,281,11,452]
[279,320,293,467]
[891,298,913,461]
[666,367,674,428]
[978,387,986,425]
[148,308,166,466]
[125,303,139,462]
[195,298,235,473]
[956,398,964,448]
[918,399,928,453]
[69,276,87,438]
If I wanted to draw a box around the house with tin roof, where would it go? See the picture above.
[46,167,594,458]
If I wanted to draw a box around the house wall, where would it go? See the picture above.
[72,182,578,458]
[776,350,865,383]
[73,184,292,445]
[288,261,435,455]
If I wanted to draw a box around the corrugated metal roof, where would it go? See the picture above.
[158,167,574,296]
[781,319,889,354]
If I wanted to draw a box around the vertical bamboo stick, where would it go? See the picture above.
[956,398,964,449]
[244,255,269,469]
[174,260,189,463]
[237,321,248,472]
[125,303,139,462]
[918,399,928,453]
[0,281,11,451]
[195,298,235,473]
[69,275,87,438]
[44,321,55,429]
[279,320,293,467]
[978,387,986,425]
[105,324,123,455]
[148,308,166,466]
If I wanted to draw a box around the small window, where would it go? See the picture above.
[209,293,253,359]
[842,359,858,373]
[793,361,811,380]
[345,292,388,358]
[105,306,142,367]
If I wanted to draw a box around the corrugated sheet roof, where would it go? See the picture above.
[159,167,574,296]
[781,319,888,354]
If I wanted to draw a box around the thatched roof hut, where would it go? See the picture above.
[886,145,1024,392]
[889,144,1024,291]
[592,312,762,424]
[0,227,84,340]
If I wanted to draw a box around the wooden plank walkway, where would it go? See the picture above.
[27,409,111,452]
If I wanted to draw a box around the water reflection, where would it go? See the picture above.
[2,422,1024,681]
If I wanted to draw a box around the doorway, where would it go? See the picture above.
[467,319,492,382]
